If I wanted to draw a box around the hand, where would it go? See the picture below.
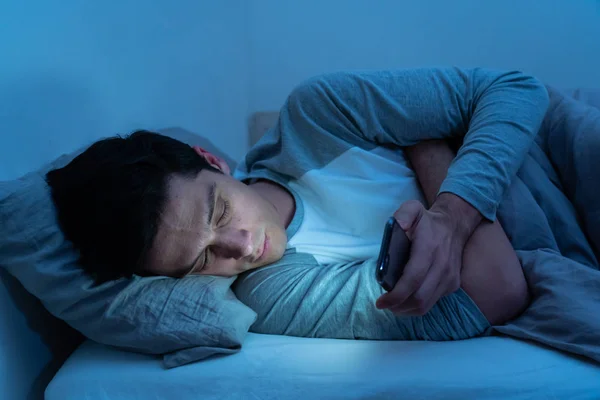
[375,194,481,316]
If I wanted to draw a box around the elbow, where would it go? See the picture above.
[508,71,551,116]
[488,69,551,118]
[525,75,551,115]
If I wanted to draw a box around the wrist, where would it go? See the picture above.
[431,192,483,239]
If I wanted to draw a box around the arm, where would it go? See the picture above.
[406,140,530,324]
[276,67,550,221]
[233,253,490,341]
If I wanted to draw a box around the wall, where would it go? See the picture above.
[3,0,598,175]
[0,0,249,181]
[247,0,600,112]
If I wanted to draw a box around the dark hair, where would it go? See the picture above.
[46,130,219,283]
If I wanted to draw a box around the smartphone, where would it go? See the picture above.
[375,217,411,292]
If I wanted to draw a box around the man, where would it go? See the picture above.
[47,67,560,341]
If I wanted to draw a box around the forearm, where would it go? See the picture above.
[406,141,529,324]
[407,142,482,240]
[406,141,456,207]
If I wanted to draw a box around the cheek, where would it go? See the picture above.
[232,196,270,226]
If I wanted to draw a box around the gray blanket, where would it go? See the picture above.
[492,87,600,362]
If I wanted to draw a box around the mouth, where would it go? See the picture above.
[254,234,269,263]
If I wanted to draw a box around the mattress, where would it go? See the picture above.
[46,333,600,400]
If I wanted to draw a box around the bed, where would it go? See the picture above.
[46,333,600,400]
[45,88,600,399]
[3,83,600,400]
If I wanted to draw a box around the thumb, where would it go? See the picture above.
[394,200,425,232]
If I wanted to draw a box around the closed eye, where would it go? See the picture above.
[190,250,209,275]
[192,199,230,275]
[218,199,231,226]
[201,250,210,271]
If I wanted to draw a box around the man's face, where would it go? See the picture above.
[146,168,288,278]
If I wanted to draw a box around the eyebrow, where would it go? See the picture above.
[177,182,218,277]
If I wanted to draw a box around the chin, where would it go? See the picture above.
[260,234,286,266]
[270,243,286,263]
[272,230,287,257]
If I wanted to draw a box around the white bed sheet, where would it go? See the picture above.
[46,333,600,400]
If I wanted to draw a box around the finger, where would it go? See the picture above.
[442,260,462,297]
[399,258,445,315]
[423,260,460,315]
[394,200,424,233]
[388,305,419,316]
[429,280,449,313]
[376,242,434,309]
[392,280,449,317]
[388,282,446,317]
[389,306,425,317]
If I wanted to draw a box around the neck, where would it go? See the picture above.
[249,179,295,228]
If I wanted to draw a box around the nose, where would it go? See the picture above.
[212,228,254,259]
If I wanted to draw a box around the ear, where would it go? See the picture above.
[192,146,231,175]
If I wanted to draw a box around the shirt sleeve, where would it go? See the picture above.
[232,253,490,341]
[261,67,550,220]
